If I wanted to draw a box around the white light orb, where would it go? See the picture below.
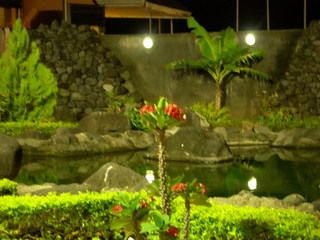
[248,176,257,190]
[143,37,153,49]
[145,170,155,183]
[245,33,255,45]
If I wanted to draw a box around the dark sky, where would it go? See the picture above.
[104,0,320,34]
[181,0,320,32]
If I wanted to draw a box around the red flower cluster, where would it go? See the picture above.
[139,105,156,115]
[193,182,207,195]
[167,226,179,237]
[171,183,187,193]
[164,104,184,120]
[113,205,123,214]
[139,200,148,209]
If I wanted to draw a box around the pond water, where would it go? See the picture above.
[15,148,320,202]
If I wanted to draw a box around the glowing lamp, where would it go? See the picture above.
[143,37,153,49]
[145,170,155,183]
[248,176,257,190]
[245,33,255,45]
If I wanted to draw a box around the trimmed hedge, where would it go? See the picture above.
[0,179,17,196]
[0,121,78,136]
[0,191,319,240]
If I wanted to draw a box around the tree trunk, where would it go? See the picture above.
[156,129,171,216]
[215,83,222,110]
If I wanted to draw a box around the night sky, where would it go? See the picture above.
[182,0,320,31]
[105,0,320,34]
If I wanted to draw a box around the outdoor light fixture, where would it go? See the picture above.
[145,170,155,183]
[248,176,257,190]
[143,37,153,49]
[245,33,255,45]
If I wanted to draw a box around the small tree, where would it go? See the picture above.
[0,19,58,122]
[166,17,271,110]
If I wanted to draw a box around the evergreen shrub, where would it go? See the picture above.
[0,19,58,122]
[0,191,319,240]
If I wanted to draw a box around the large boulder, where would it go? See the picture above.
[0,133,22,179]
[272,129,320,148]
[78,112,132,134]
[17,129,155,157]
[146,127,233,162]
[83,162,149,192]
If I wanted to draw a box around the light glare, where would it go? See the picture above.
[145,170,155,183]
[245,33,255,45]
[248,176,257,190]
[143,37,153,49]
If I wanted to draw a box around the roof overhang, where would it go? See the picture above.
[95,0,191,19]
[66,0,191,19]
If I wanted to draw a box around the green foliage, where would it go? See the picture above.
[0,121,78,136]
[254,92,320,131]
[0,178,17,196]
[105,92,147,131]
[0,18,58,122]
[190,101,230,127]
[105,92,137,113]
[166,17,271,110]
[0,191,319,240]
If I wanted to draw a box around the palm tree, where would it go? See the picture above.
[166,17,271,110]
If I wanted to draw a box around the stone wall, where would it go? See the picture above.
[276,20,320,118]
[28,20,318,120]
[28,20,133,121]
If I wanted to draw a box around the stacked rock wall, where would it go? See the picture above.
[28,20,132,121]
[276,20,320,118]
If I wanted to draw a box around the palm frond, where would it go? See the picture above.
[238,67,271,81]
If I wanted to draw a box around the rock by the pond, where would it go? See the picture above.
[17,129,155,157]
[17,162,149,195]
[17,182,89,196]
[210,190,320,217]
[214,126,276,146]
[79,111,132,134]
[182,109,211,129]
[0,133,22,179]
[272,129,320,148]
[146,127,233,162]
[83,162,149,192]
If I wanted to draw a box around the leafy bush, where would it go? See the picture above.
[254,92,320,131]
[190,101,230,127]
[0,178,17,196]
[0,191,319,240]
[0,121,78,136]
[0,19,58,122]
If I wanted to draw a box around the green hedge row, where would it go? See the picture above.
[0,191,319,240]
[0,121,78,136]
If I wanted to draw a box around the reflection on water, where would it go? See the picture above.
[16,149,320,201]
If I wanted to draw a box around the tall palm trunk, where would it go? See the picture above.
[215,83,222,110]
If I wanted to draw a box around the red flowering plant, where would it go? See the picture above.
[109,192,158,240]
[171,179,210,240]
[139,97,186,217]
[139,97,186,131]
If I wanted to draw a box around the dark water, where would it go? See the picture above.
[16,148,320,202]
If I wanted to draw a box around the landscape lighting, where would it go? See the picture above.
[245,33,255,45]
